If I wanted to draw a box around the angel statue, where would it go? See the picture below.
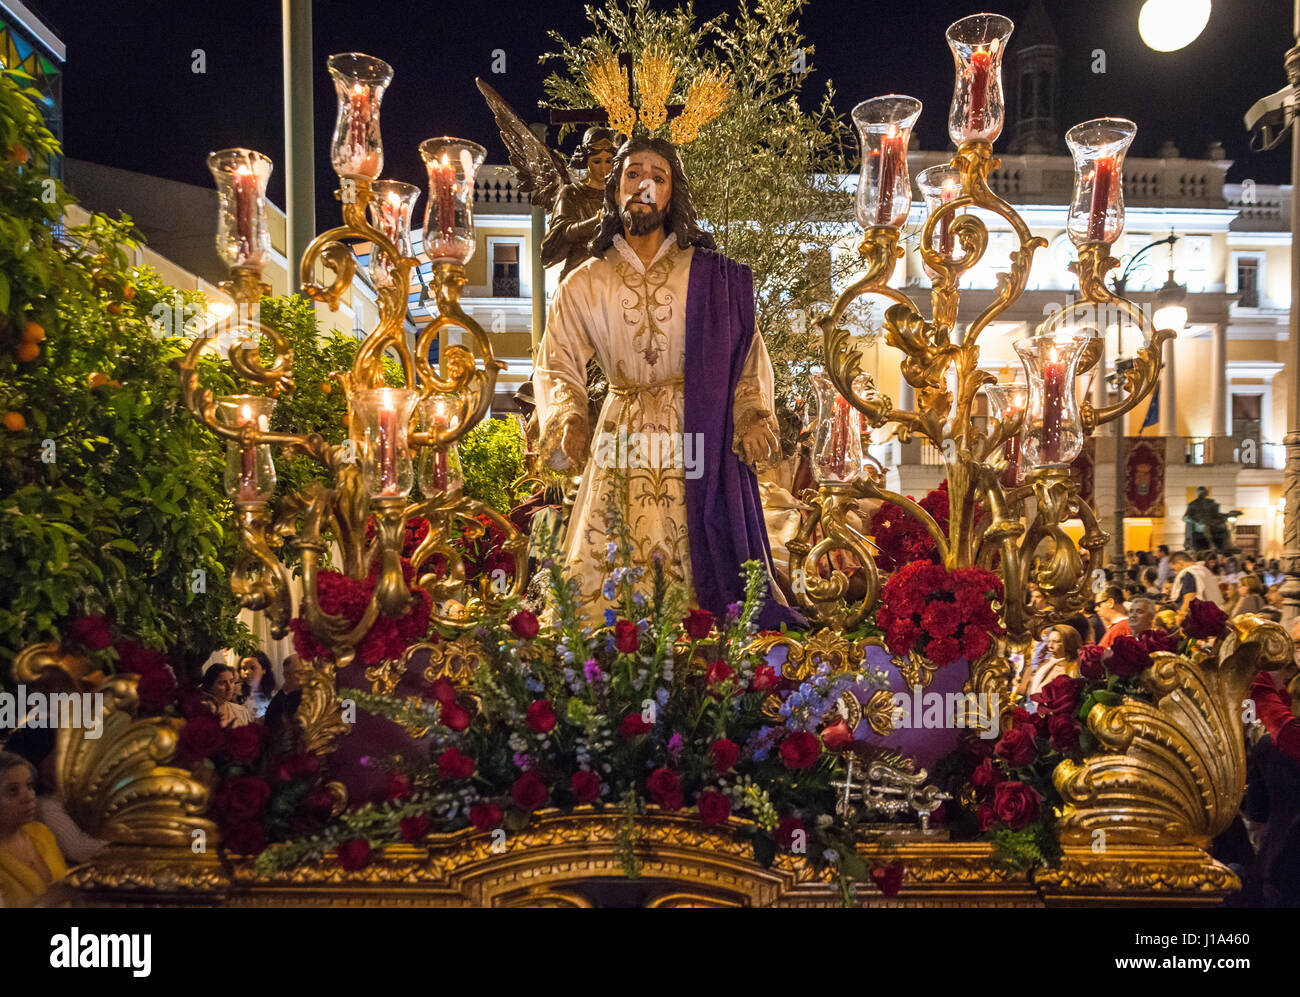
[481,52,803,630]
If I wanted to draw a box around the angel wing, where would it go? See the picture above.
[476,78,574,213]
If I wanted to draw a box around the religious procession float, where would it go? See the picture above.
[5,10,1288,908]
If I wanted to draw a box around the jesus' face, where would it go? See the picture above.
[619,151,671,236]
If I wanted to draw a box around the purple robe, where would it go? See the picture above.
[684,248,806,631]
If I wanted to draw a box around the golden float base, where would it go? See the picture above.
[64,813,1236,908]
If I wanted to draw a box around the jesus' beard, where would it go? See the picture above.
[621,200,668,236]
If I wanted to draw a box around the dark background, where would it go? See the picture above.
[27,0,1296,223]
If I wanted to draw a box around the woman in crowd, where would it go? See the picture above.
[0,751,68,907]
[1017,625,1082,697]
[4,727,106,865]
[1229,574,1268,617]
[201,662,254,728]
[238,651,276,719]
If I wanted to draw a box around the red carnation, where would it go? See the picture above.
[871,860,904,898]
[710,738,740,773]
[992,780,1042,830]
[511,771,549,811]
[1183,599,1229,640]
[400,814,432,843]
[705,661,736,687]
[291,753,321,779]
[177,714,224,763]
[646,768,682,810]
[114,640,168,674]
[427,677,457,705]
[438,747,476,780]
[619,713,653,739]
[614,619,640,653]
[525,699,557,733]
[383,771,413,802]
[337,838,371,871]
[820,720,854,752]
[682,609,714,640]
[775,815,806,852]
[304,787,335,819]
[135,667,177,713]
[440,702,471,732]
[751,664,779,692]
[571,770,602,804]
[468,801,504,831]
[509,610,540,639]
[993,725,1038,767]
[696,789,731,827]
[69,615,113,651]
[224,723,264,764]
[779,731,821,769]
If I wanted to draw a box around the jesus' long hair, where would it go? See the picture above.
[588,135,716,257]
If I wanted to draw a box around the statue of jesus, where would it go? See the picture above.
[533,135,802,630]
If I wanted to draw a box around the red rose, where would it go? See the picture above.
[337,838,371,871]
[178,688,208,719]
[400,814,432,843]
[710,738,740,773]
[820,720,854,752]
[646,768,682,810]
[870,860,904,898]
[224,723,264,764]
[384,771,413,802]
[779,731,821,769]
[614,619,640,653]
[440,702,471,732]
[214,775,271,822]
[304,787,335,819]
[1107,634,1152,678]
[976,802,996,831]
[69,615,113,651]
[177,714,225,762]
[750,664,779,692]
[221,821,268,855]
[1183,599,1228,640]
[1077,644,1108,681]
[1047,713,1081,754]
[697,789,731,827]
[427,677,457,705]
[571,770,602,804]
[291,753,321,779]
[525,699,557,733]
[705,661,735,687]
[469,801,503,831]
[1138,628,1179,654]
[775,815,806,852]
[993,725,1038,767]
[1031,674,1085,716]
[114,640,168,673]
[992,780,1042,830]
[963,734,995,759]
[970,757,1004,794]
[619,713,653,739]
[438,747,476,780]
[682,609,715,641]
[135,667,177,713]
[509,610,540,639]
[511,771,549,811]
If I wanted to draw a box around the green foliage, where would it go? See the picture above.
[542,0,868,399]
[457,416,529,512]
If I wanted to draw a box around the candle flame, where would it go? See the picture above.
[240,404,252,422]
[1048,346,1059,363]
[235,163,253,176]
[387,192,401,208]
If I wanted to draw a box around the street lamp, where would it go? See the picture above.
[1139,0,1212,53]
[1106,233,1183,571]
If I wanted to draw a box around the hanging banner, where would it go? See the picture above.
[1071,436,1095,511]
[1125,437,1166,517]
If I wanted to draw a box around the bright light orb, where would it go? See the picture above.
[1139,0,1211,52]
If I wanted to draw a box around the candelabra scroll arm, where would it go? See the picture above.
[230,503,294,639]
[788,482,882,629]
[352,262,418,390]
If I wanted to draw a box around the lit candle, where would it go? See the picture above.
[378,395,398,494]
[233,163,257,263]
[1001,403,1021,487]
[374,191,402,284]
[238,403,258,500]
[1041,348,1065,464]
[969,48,991,133]
[938,178,959,256]
[829,394,851,477]
[348,83,371,174]
[429,398,450,491]
[1087,155,1117,242]
[874,125,905,227]
[430,154,457,254]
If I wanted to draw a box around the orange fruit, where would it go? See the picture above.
[122,284,136,301]
[87,372,108,388]
[15,342,39,362]
[108,379,122,388]
[22,321,45,342]
[321,381,332,394]
[106,302,123,315]
[11,144,28,165]
[3,411,26,431]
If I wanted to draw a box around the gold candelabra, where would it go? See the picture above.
[792,15,1174,653]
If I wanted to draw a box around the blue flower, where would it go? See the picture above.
[632,591,646,606]
[602,578,616,600]
[604,608,618,626]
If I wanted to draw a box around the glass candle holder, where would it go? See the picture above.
[1066,118,1137,246]
[419,138,487,264]
[367,179,421,288]
[208,149,273,271]
[916,163,964,271]
[328,53,393,181]
[852,95,921,231]
[946,13,1014,146]
[983,382,1027,487]
[1013,333,1093,470]
[353,388,420,498]
[417,393,464,495]
[811,372,863,483]
[215,395,277,503]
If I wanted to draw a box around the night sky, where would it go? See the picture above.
[27,0,1296,225]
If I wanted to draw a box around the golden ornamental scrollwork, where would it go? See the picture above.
[1053,616,1288,847]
